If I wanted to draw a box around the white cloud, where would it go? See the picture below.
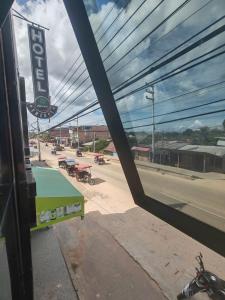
[13,0,98,129]
[13,0,225,133]
[189,119,204,129]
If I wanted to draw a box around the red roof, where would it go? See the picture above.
[104,142,116,153]
[131,146,151,152]
[77,163,92,170]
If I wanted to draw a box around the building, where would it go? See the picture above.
[216,137,225,146]
[154,141,225,173]
[48,127,70,145]
[131,146,151,161]
[69,125,110,146]
[104,141,118,157]
[48,125,110,147]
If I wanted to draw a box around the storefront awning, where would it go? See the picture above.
[32,167,84,229]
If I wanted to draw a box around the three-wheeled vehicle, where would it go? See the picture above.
[76,149,82,157]
[94,153,105,165]
[65,158,78,176]
[76,164,95,185]
[58,156,67,168]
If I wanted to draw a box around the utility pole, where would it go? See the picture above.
[37,117,41,161]
[77,117,80,149]
[59,125,62,145]
[93,132,96,152]
[145,84,155,163]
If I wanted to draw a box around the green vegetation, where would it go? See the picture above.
[128,124,225,147]
[83,139,110,152]
[94,139,110,152]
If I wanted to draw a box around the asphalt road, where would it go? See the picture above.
[55,148,225,232]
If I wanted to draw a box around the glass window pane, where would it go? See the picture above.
[84,0,225,232]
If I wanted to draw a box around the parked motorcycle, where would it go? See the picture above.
[177,253,225,299]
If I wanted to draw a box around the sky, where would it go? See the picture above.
[13,0,225,143]
[13,0,107,131]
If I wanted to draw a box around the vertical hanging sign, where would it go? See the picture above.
[27,24,57,119]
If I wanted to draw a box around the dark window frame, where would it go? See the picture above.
[63,0,225,257]
[0,8,33,300]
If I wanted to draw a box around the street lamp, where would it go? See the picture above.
[145,84,155,163]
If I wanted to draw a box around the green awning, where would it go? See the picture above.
[32,167,84,229]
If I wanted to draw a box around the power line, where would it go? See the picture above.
[114,27,225,102]
[103,0,165,62]
[41,46,225,131]
[53,0,217,109]
[50,0,121,106]
[53,61,88,106]
[111,0,219,91]
[42,42,225,130]
[96,0,129,44]
[100,0,148,53]
[42,3,225,130]
[52,53,82,101]
[119,79,225,116]
[49,0,195,118]
[12,8,49,30]
[124,107,225,131]
[123,97,225,124]
[106,0,191,72]
[93,0,120,37]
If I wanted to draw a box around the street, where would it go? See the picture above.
[45,145,225,231]
[39,144,225,300]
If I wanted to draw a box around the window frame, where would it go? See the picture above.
[63,0,225,257]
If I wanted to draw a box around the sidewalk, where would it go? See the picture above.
[135,160,225,180]
[32,227,78,300]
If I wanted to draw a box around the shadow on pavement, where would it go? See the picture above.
[93,177,106,185]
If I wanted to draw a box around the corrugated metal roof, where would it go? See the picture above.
[131,146,150,152]
[181,145,225,157]
[155,140,225,157]
[155,141,188,150]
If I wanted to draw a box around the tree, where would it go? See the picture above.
[94,139,110,152]
[183,129,193,137]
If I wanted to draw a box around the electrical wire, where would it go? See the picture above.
[42,1,225,132]
[114,27,225,102]
[50,0,194,118]
[123,97,225,124]
[100,0,148,53]
[124,107,225,130]
[111,0,220,91]
[52,53,82,101]
[96,0,129,44]
[106,0,192,71]
[119,79,225,116]
[50,0,121,106]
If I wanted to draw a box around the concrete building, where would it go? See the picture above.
[48,125,110,147]
[69,125,110,147]
[49,127,70,145]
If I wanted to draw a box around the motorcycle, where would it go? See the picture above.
[177,253,225,299]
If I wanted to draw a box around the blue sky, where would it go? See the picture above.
[13,0,225,139]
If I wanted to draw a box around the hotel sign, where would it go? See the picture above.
[27,24,57,119]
